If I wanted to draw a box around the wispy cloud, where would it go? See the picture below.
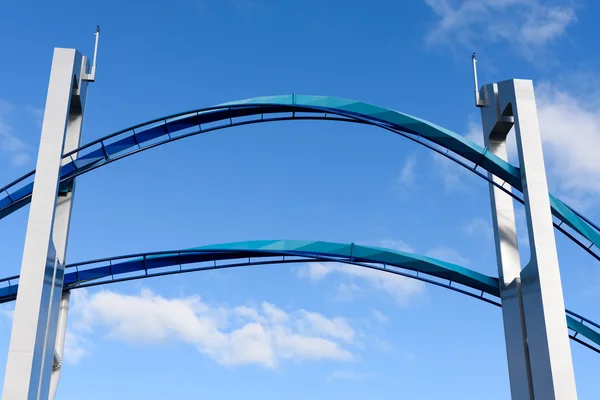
[372,309,389,324]
[63,331,91,364]
[297,239,424,307]
[463,119,484,147]
[378,239,415,253]
[534,81,600,211]
[425,0,577,59]
[25,105,43,127]
[296,240,475,306]
[431,153,475,193]
[398,156,416,184]
[425,246,470,265]
[396,155,418,198]
[0,100,33,167]
[0,305,89,363]
[460,79,600,212]
[69,288,357,367]
[334,282,363,302]
[0,304,14,322]
[463,216,493,239]
[299,262,425,307]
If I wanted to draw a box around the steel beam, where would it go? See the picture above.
[2,48,89,400]
[498,79,577,399]
[48,292,71,399]
[481,79,578,399]
[480,82,533,400]
[45,56,89,400]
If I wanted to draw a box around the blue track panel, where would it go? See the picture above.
[0,239,597,353]
[0,95,597,259]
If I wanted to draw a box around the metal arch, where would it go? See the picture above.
[0,239,598,353]
[0,95,598,262]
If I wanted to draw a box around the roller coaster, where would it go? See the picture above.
[0,94,599,349]
[1,46,597,399]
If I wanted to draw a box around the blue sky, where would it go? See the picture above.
[1,0,600,398]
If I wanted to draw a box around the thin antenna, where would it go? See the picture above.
[472,53,482,107]
[471,53,485,107]
[84,26,100,82]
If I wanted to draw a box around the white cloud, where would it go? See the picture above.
[68,288,355,368]
[372,309,389,323]
[334,282,363,301]
[425,246,471,265]
[395,155,419,200]
[397,155,417,186]
[25,105,43,127]
[299,262,425,307]
[520,6,576,45]
[463,217,493,239]
[63,331,91,364]
[10,153,32,167]
[425,0,576,57]
[298,262,331,281]
[0,305,14,320]
[0,310,91,365]
[464,120,484,147]
[535,82,600,208]
[373,337,393,352]
[298,240,425,306]
[296,311,355,343]
[378,239,415,253]
[431,154,472,193]
[0,100,33,167]
[431,120,489,192]
[460,80,600,212]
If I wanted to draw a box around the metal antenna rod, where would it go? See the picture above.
[472,53,483,107]
[84,26,100,82]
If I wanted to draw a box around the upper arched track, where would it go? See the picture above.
[0,239,598,354]
[0,95,598,262]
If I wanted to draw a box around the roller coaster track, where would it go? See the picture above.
[0,240,598,354]
[0,95,598,263]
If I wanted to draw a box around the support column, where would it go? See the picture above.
[480,83,533,400]
[496,79,577,399]
[481,79,578,399]
[46,55,89,400]
[2,48,90,400]
[49,292,70,400]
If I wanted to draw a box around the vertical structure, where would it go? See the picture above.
[480,82,532,399]
[2,41,96,399]
[479,79,577,399]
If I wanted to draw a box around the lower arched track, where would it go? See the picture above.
[0,240,598,354]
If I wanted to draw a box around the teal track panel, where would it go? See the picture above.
[0,95,597,262]
[0,239,598,353]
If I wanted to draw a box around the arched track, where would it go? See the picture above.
[0,95,598,263]
[0,240,599,353]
